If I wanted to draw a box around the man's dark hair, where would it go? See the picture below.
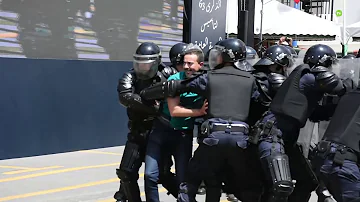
[183,44,204,63]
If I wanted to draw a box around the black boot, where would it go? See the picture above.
[114,183,128,202]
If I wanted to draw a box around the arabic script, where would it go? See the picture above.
[194,37,214,50]
[200,18,218,32]
[199,0,221,13]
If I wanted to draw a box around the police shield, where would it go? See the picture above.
[285,57,304,77]
[235,60,254,72]
[333,58,360,85]
[246,56,260,66]
[318,121,330,141]
[293,57,304,69]
[297,120,316,158]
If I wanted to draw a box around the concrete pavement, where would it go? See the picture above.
[0,139,318,202]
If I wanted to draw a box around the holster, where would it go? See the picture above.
[249,123,262,145]
[249,119,277,145]
[194,118,205,138]
[316,141,331,159]
[314,141,358,166]
[200,120,211,139]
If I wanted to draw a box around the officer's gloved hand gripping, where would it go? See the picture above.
[140,78,195,100]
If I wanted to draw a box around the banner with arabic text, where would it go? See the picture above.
[190,0,227,54]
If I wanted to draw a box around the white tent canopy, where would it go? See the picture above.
[347,21,360,37]
[337,20,360,43]
[226,0,340,36]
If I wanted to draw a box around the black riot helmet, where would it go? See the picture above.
[342,54,356,59]
[303,44,337,68]
[254,45,292,68]
[253,45,293,76]
[169,42,188,67]
[208,38,247,69]
[133,42,161,80]
[246,46,258,59]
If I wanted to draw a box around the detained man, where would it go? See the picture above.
[144,44,208,202]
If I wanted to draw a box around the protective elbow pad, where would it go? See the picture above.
[315,71,340,93]
[140,80,183,100]
[268,73,287,97]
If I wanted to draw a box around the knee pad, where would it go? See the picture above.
[119,141,143,173]
[264,153,295,197]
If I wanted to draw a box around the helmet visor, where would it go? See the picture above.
[209,48,222,69]
[133,54,159,80]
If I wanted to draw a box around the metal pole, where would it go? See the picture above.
[257,0,264,57]
[259,0,264,43]
[330,0,334,21]
[182,0,192,43]
[342,0,347,56]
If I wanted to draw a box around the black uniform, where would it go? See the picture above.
[270,44,355,202]
[312,87,360,202]
[249,45,294,202]
[114,42,177,202]
[140,38,264,202]
[249,45,293,126]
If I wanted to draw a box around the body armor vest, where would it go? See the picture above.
[207,66,255,122]
[323,89,360,153]
[270,64,311,128]
[253,71,271,106]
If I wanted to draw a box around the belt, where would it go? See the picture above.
[210,123,248,134]
[335,151,358,162]
[317,141,358,163]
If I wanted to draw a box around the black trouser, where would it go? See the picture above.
[114,120,177,202]
[178,120,263,202]
[279,125,319,202]
[114,120,149,202]
[312,141,360,202]
[286,143,319,202]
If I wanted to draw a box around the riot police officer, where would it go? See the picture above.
[169,42,188,71]
[140,38,263,202]
[249,45,292,125]
[248,45,293,202]
[114,42,177,202]
[269,44,355,202]
[312,80,360,202]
